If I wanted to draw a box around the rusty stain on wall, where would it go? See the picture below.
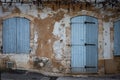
[0,2,120,76]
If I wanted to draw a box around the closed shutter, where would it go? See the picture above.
[3,17,30,54]
[71,16,86,72]
[85,16,98,72]
[17,18,30,53]
[114,20,120,56]
[3,18,17,53]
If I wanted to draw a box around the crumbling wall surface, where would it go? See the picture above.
[0,4,71,74]
[0,2,120,76]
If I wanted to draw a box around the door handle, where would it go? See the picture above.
[85,43,96,46]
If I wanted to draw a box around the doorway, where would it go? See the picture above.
[71,16,98,73]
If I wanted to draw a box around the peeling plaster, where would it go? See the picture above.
[0,2,120,75]
[34,31,38,43]
[0,11,11,17]
[48,39,51,44]
[39,7,53,19]
[53,40,63,60]
[52,20,67,40]
[62,14,71,27]
[17,4,30,14]
[39,13,48,19]
[52,14,70,61]
[28,9,38,18]
[103,22,113,59]
[9,54,30,68]
[52,22,61,37]
[56,8,68,14]
[32,31,38,54]
[15,4,38,17]
[53,22,66,60]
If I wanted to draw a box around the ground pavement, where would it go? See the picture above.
[1,70,120,80]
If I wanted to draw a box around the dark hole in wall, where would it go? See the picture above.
[60,40,63,43]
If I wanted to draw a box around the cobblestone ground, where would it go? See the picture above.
[1,71,120,80]
[57,76,120,80]
[1,70,57,80]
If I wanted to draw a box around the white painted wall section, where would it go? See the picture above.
[52,15,70,60]
[103,22,112,59]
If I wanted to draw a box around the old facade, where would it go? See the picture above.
[0,0,120,76]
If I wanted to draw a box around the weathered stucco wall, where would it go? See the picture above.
[0,2,120,76]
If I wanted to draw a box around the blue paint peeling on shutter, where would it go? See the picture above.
[3,17,30,54]
[71,16,98,73]
[114,20,120,56]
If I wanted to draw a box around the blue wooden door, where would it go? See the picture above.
[3,17,30,54]
[71,16,86,72]
[114,20,120,56]
[85,16,98,72]
[71,16,98,73]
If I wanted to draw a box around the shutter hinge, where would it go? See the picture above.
[84,21,95,24]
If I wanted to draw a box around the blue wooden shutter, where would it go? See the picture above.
[3,17,30,54]
[85,16,98,72]
[3,18,17,53]
[71,16,86,72]
[16,18,30,53]
[114,20,120,56]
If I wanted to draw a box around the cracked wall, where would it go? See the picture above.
[0,2,120,76]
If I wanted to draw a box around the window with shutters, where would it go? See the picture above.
[2,17,30,54]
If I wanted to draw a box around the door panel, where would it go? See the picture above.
[71,16,98,73]
[86,16,98,72]
[114,20,120,56]
[71,16,86,72]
